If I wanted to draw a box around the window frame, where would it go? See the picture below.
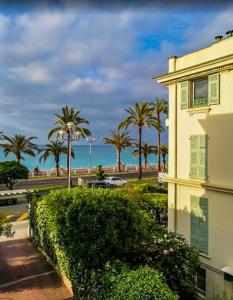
[191,77,209,108]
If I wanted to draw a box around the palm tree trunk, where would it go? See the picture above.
[157,114,161,172]
[117,149,121,172]
[16,153,20,163]
[163,154,166,170]
[138,126,142,180]
[56,158,60,177]
[67,131,70,186]
[144,154,147,170]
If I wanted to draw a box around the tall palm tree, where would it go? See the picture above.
[160,144,168,170]
[151,98,168,171]
[103,129,134,172]
[39,140,75,177]
[48,105,91,174]
[132,142,156,170]
[0,134,38,163]
[119,102,157,180]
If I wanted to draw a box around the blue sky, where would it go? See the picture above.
[0,3,233,144]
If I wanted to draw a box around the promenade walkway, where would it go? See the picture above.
[0,221,73,300]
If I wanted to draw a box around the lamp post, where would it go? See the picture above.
[58,122,81,190]
[86,136,95,173]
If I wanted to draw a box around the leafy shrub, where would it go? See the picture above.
[142,229,200,299]
[0,212,14,237]
[142,193,168,224]
[96,164,107,180]
[30,187,153,299]
[134,183,167,194]
[107,266,178,300]
[0,161,29,189]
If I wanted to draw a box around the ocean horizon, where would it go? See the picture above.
[0,145,160,171]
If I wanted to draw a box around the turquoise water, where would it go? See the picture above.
[0,145,158,171]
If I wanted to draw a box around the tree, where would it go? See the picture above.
[0,161,29,190]
[0,134,38,163]
[132,142,156,170]
[0,212,14,237]
[39,140,74,177]
[119,102,156,179]
[160,144,168,170]
[48,105,91,177]
[151,98,168,171]
[103,129,134,172]
[96,165,107,180]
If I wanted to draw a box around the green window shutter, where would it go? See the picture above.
[198,135,208,180]
[190,135,199,179]
[199,198,208,254]
[208,73,220,105]
[190,196,209,255]
[181,81,189,109]
[190,196,199,248]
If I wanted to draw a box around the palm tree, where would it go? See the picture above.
[132,142,156,170]
[151,98,168,171]
[39,140,74,177]
[160,144,168,170]
[0,134,38,163]
[119,102,157,179]
[48,105,91,173]
[103,129,134,172]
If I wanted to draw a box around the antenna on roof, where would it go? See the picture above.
[214,35,223,41]
[226,30,233,37]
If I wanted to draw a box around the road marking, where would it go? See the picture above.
[0,271,56,289]
[6,215,14,221]
[16,212,29,222]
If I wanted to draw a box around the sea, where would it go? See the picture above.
[0,145,159,171]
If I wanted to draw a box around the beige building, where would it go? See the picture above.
[156,34,233,299]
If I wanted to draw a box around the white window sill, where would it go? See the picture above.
[186,106,211,116]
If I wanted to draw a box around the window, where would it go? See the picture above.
[192,78,208,107]
[180,73,220,109]
[190,196,208,255]
[197,268,206,296]
[190,135,208,180]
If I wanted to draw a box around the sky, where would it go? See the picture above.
[0,1,233,144]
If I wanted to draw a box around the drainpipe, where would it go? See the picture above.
[174,83,178,232]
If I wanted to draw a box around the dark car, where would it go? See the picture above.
[87,181,116,189]
[0,198,18,206]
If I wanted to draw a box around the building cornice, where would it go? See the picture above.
[164,176,233,194]
[155,54,233,85]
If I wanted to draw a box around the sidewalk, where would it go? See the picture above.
[0,222,73,300]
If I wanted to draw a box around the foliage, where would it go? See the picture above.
[160,144,168,170]
[103,129,134,172]
[151,98,168,171]
[141,229,200,299]
[96,164,107,180]
[0,212,14,237]
[134,183,168,194]
[0,161,29,189]
[29,187,153,299]
[132,142,156,170]
[0,134,38,163]
[39,140,74,176]
[118,102,157,180]
[107,266,178,300]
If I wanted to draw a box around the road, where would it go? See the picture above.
[0,170,157,190]
[0,198,28,222]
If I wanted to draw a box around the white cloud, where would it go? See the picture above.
[9,62,52,84]
[64,77,116,94]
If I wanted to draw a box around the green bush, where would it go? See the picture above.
[0,161,29,189]
[143,229,200,299]
[30,187,153,299]
[134,183,167,194]
[107,266,178,300]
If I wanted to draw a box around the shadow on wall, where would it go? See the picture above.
[198,112,233,185]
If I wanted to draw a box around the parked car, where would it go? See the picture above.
[87,181,116,189]
[0,198,18,206]
[104,177,127,187]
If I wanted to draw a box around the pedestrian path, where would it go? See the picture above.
[0,222,73,300]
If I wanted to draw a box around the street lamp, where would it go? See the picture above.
[57,124,81,190]
[86,136,95,173]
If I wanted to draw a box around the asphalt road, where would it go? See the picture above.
[0,198,28,222]
[0,170,157,190]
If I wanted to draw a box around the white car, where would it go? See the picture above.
[104,177,127,187]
